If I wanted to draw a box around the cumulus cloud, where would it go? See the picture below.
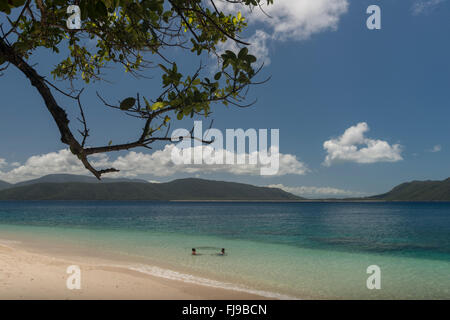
[323,122,403,166]
[0,150,95,183]
[411,0,446,15]
[430,145,442,153]
[95,144,308,177]
[0,159,7,168]
[0,145,308,183]
[215,0,349,64]
[249,0,349,41]
[268,184,364,199]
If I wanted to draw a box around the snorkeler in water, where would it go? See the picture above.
[191,247,225,256]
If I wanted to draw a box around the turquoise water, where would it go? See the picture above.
[0,201,449,299]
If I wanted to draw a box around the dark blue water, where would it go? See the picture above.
[0,201,448,260]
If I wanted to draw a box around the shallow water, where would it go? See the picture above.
[0,201,448,299]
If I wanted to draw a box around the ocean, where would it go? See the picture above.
[0,201,449,299]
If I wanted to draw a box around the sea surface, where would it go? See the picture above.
[0,201,449,299]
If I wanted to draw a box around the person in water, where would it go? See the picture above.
[192,248,196,255]
[220,248,225,255]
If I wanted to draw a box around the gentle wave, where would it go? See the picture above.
[0,239,22,246]
[128,264,298,300]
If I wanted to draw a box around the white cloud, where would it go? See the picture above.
[0,159,7,169]
[323,122,403,166]
[215,0,349,64]
[412,0,446,15]
[0,150,93,183]
[268,183,364,199]
[249,0,349,41]
[0,145,308,183]
[430,145,442,153]
[104,145,308,177]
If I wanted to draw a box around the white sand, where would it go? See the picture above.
[0,244,265,300]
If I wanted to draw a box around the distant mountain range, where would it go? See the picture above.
[0,174,302,201]
[0,180,12,191]
[0,174,449,201]
[366,178,450,201]
[13,174,149,187]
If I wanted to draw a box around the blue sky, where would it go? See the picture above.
[0,0,449,198]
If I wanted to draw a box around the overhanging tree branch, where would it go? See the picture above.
[0,0,271,179]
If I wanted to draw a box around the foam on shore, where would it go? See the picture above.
[128,264,297,300]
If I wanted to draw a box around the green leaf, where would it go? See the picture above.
[238,47,249,60]
[158,64,169,73]
[95,1,108,17]
[0,1,11,14]
[247,55,257,63]
[10,0,27,6]
[120,97,136,110]
[224,50,237,60]
[143,96,152,110]
[150,101,167,110]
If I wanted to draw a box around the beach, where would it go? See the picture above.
[0,201,449,300]
[0,243,263,300]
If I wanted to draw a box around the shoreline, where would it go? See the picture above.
[1,199,450,203]
[0,243,269,300]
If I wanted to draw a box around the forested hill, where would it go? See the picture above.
[368,178,450,201]
[0,176,302,201]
